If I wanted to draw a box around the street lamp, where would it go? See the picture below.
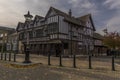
[23,11,33,63]
[70,26,73,57]
[24,11,33,22]
[69,9,73,57]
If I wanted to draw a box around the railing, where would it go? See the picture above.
[0,52,118,71]
[0,53,16,62]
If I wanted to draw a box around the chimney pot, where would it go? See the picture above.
[69,9,72,17]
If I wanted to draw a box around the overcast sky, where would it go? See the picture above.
[0,0,120,34]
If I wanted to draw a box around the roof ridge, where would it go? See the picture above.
[0,26,15,29]
[50,6,70,17]
[35,15,44,18]
[18,22,24,24]
[77,14,91,19]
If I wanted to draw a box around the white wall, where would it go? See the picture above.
[59,16,69,34]
[47,16,58,24]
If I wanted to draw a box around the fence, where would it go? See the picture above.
[0,53,119,71]
[0,53,16,62]
[48,55,119,71]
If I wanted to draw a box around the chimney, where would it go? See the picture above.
[69,9,72,17]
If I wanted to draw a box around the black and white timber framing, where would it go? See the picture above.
[16,7,96,56]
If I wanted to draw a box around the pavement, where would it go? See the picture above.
[0,60,120,80]
[0,54,120,80]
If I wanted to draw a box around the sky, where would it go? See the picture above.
[0,0,120,35]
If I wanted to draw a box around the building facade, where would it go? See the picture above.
[7,32,20,53]
[0,26,15,53]
[17,7,95,56]
[93,33,107,56]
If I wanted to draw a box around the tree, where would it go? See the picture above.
[103,31,120,50]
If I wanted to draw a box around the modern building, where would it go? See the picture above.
[16,7,95,56]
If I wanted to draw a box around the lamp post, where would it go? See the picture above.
[23,11,33,63]
[68,9,73,57]
[70,25,73,57]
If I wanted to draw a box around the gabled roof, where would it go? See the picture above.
[45,7,96,27]
[77,14,96,31]
[18,22,24,26]
[16,22,24,31]
[64,17,82,26]
[77,14,91,21]
[0,26,15,33]
[34,15,44,20]
[33,15,44,24]
[93,33,103,40]
[45,7,69,18]
[50,7,69,17]
[16,7,96,31]
[46,7,82,26]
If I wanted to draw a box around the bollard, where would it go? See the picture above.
[13,53,16,62]
[1,53,3,60]
[4,53,7,61]
[89,55,92,69]
[9,53,11,61]
[112,56,115,71]
[48,53,51,65]
[59,55,62,66]
[73,54,76,68]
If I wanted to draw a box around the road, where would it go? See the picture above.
[0,60,120,80]
[0,54,120,80]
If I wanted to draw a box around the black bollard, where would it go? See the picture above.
[13,53,16,62]
[4,53,7,61]
[112,56,115,71]
[48,53,51,65]
[73,54,76,68]
[59,55,62,67]
[89,55,92,69]
[9,53,11,61]
[1,53,3,60]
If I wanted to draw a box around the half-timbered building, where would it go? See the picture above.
[16,7,96,56]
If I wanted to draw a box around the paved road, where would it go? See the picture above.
[0,61,120,80]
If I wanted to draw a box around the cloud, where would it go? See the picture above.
[104,13,120,32]
[1,0,115,36]
[0,0,27,28]
[103,0,120,33]
[0,0,57,28]
[0,0,100,28]
[104,0,120,9]
[68,0,99,16]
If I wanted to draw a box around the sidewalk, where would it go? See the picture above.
[12,54,120,71]
[0,53,120,71]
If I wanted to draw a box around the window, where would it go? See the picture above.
[33,31,36,37]
[36,29,43,38]
[0,34,3,37]
[5,33,7,36]
[19,32,24,40]
[46,22,58,34]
